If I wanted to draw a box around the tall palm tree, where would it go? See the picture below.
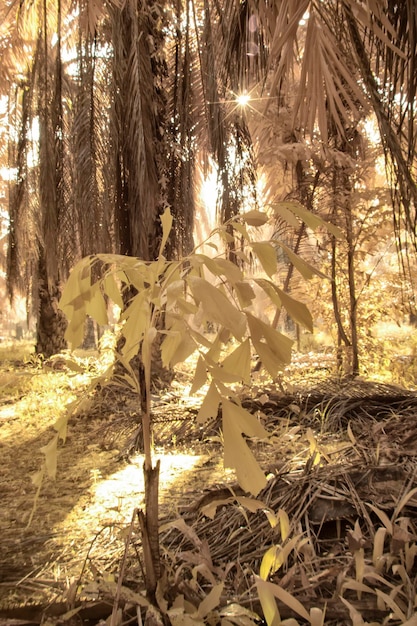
[0,0,415,355]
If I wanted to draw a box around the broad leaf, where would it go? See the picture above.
[241,210,269,227]
[190,356,208,394]
[222,399,267,495]
[221,339,251,384]
[275,288,313,332]
[198,583,224,618]
[256,578,310,622]
[234,281,256,308]
[278,200,343,238]
[277,242,327,280]
[187,276,246,340]
[86,281,108,326]
[251,242,277,277]
[159,207,173,256]
[197,381,221,423]
[103,272,124,309]
[247,314,293,364]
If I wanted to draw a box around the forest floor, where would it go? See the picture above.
[0,342,417,626]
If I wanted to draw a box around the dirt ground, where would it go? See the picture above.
[1,349,417,625]
[0,353,238,615]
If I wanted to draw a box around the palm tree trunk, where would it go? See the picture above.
[36,258,67,358]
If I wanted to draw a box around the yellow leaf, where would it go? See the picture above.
[190,356,208,394]
[241,210,269,227]
[277,242,327,280]
[234,281,256,308]
[278,509,290,542]
[86,281,108,326]
[222,400,267,495]
[197,381,221,423]
[201,497,234,519]
[103,273,124,309]
[260,546,280,581]
[275,288,313,332]
[159,207,173,256]
[188,276,246,340]
[246,314,293,372]
[256,578,281,626]
[256,577,310,622]
[235,496,265,513]
[278,201,343,238]
[251,242,277,277]
[221,339,251,384]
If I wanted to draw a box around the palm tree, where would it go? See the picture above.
[0,0,415,357]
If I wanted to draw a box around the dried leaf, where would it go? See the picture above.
[256,577,310,622]
[198,583,224,618]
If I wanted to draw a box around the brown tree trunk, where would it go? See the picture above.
[35,258,67,358]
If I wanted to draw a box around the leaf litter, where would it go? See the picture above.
[0,348,417,624]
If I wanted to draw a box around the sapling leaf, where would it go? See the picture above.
[197,381,221,423]
[234,281,256,308]
[241,210,269,227]
[221,339,251,384]
[277,200,343,238]
[163,331,197,368]
[273,203,300,229]
[254,278,282,308]
[64,305,89,348]
[188,276,246,340]
[103,273,124,309]
[251,242,277,277]
[159,207,173,256]
[190,356,208,394]
[372,527,387,572]
[247,314,293,367]
[86,281,108,326]
[277,242,328,280]
[59,256,93,311]
[222,400,267,495]
[229,222,250,241]
[213,257,243,283]
[275,288,313,332]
